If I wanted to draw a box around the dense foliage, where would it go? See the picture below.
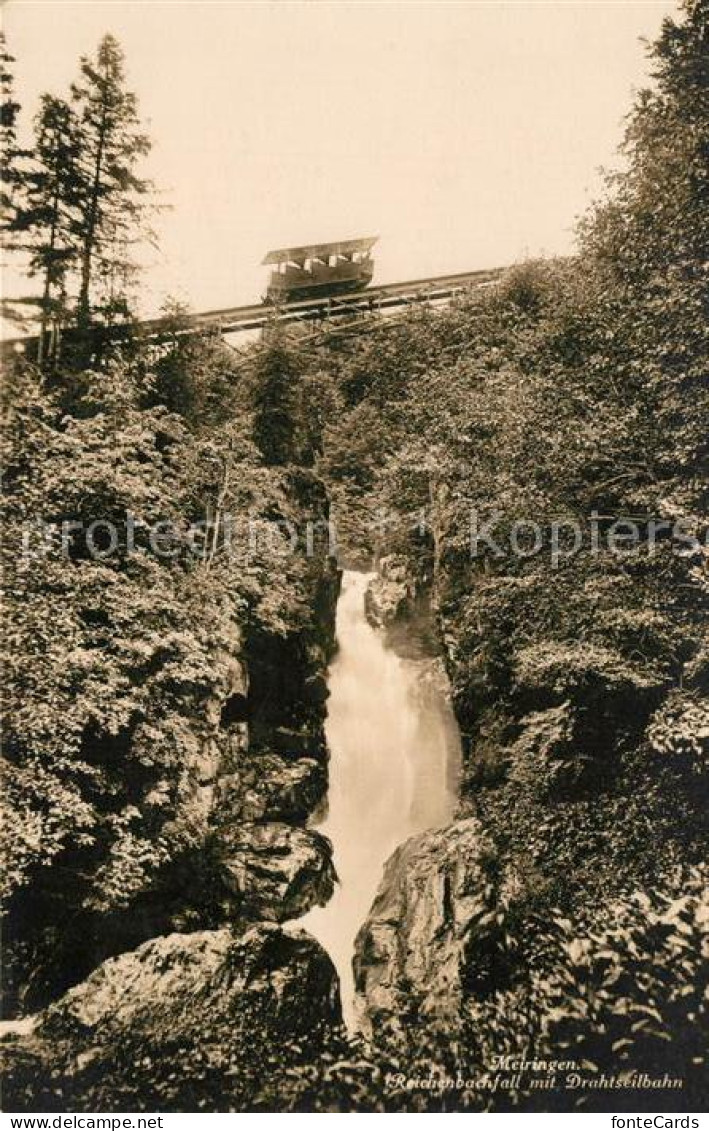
[2,0,707,1113]
[1,330,336,1010]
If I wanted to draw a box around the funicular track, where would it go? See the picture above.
[2,265,505,363]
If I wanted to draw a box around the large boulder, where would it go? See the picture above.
[216,752,327,823]
[3,923,342,1111]
[215,822,335,921]
[353,818,496,1037]
[41,922,340,1040]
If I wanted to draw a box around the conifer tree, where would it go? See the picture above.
[1,32,33,326]
[70,34,153,334]
[0,32,22,222]
[251,333,302,466]
[3,33,155,351]
[18,95,81,359]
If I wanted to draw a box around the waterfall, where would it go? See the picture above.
[298,569,461,1030]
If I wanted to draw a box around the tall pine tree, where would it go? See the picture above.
[18,95,81,359]
[1,32,22,222]
[3,33,155,354]
[70,34,153,334]
[1,32,34,327]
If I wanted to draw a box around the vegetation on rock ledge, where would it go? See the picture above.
[2,0,707,1113]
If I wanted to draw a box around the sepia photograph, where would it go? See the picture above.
[0,0,707,1119]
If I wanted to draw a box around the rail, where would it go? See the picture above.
[1,265,506,360]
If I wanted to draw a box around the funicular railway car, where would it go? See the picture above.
[262,236,378,302]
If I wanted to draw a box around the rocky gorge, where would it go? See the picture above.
[2,548,472,1111]
[2,423,351,1109]
[3,547,484,1111]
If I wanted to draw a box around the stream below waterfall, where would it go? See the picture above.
[298,570,461,1030]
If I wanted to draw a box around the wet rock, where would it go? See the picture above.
[2,924,341,1111]
[303,672,330,706]
[216,822,335,921]
[353,818,496,1037]
[217,752,326,822]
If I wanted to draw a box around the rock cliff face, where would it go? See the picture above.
[3,923,341,1111]
[365,554,440,659]
[365,555,414,630]
[194,554,341,932]
[353,819,495,1037]
[43,923,341,1040]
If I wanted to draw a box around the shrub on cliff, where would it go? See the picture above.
[1,359,230,1001]
[531,867,709,1110]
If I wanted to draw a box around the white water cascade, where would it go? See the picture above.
[299,570,461,1030]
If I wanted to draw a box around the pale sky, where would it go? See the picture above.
[3,0,678,320]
